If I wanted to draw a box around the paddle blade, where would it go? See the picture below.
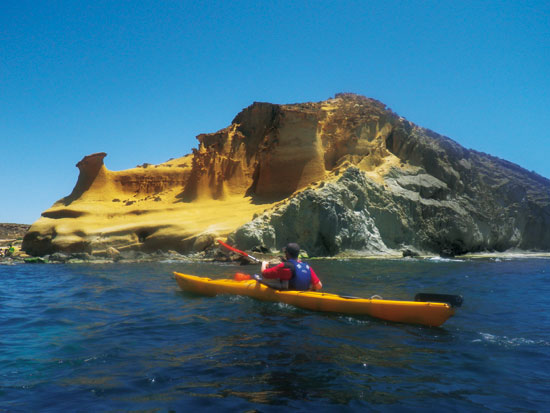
[234,272,251,281]
[415,293,463,308]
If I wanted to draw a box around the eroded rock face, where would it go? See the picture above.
[230,144,550,256]
[230,168,391,255]
[22,94,550,256]
[179,94,397,201]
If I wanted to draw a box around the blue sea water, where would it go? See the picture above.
[1,258,549,412]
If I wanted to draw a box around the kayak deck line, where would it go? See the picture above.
[174,272,456,327]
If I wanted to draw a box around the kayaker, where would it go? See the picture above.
[261,243,322,291]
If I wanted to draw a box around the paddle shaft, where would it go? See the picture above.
[218,240,261,263]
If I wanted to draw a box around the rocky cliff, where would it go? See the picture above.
[23,94,550,257]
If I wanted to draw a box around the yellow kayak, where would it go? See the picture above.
[174,272,459,327]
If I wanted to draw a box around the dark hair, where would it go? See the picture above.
[284,243,300,259]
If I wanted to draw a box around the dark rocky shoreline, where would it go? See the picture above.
[0,243,267,265]
[2,244,548,266]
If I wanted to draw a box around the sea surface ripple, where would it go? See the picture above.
[1,258,549,412]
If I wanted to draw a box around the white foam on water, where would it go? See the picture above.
[427,257,463,263]
[336,315,371,326]
[474,332,549,347]
[276,302,297,311]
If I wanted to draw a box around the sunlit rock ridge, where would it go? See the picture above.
[23,93,550,257]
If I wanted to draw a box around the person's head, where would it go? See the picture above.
[283,243,300,259]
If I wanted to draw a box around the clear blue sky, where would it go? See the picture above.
[2,1,549,224]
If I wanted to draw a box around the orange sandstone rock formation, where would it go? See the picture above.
[24,94,401,256]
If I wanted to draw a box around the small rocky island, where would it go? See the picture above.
[21,94,550,258]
